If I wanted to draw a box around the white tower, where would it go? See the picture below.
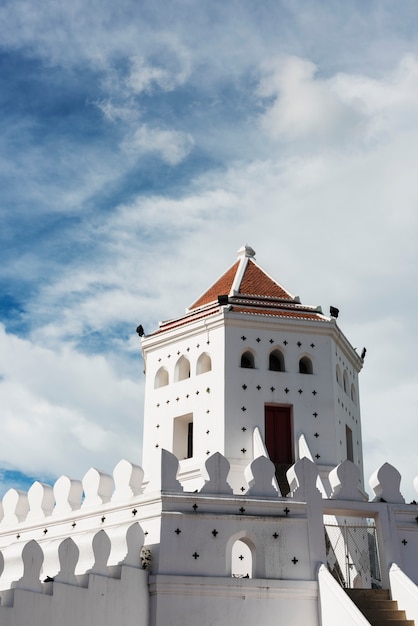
[141,246,364,494]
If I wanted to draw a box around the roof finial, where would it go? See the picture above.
[237,245,256,259]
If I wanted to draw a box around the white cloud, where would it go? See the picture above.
[0,324,142,479]
[126,43,191,95]
[258,56,364,143]
[122,124,194,165]
[258,54,418,149]
[94,98,141,123]
[126,57,170,94]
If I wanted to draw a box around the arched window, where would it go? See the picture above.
[299,356,313,374]
[269,349,285,372]
[351,383,356,404]
[343,370,349,394]
[154,366,169,388]
[336,365,342,386]
[174,356,191,381]
[196,352,212,375]
[230,536,255,579]
[240,351,255,369]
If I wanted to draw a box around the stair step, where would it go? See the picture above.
[370,622,414,626]
[345,589,415,626]
[363,608,407,621]
[357,600,399,611]
[346,589,391,601]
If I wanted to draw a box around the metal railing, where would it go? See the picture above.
[325,519,382,589]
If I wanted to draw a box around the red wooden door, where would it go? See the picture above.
[264,406,293,464]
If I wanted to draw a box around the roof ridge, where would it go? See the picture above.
[188,246,296,311]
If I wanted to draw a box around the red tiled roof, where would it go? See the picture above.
[147,248,327,337]
[239,260,293,299]
[189,258,292,309]
[189,261,239,309]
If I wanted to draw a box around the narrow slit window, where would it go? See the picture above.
[346,425,354,462]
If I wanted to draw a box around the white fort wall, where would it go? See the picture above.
[0,452,416,626]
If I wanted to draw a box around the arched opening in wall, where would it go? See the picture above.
[196,352,212,375]
[299,356,313,374]
[351,384,356,404]
[174,356,191,381]
[173,413,193,459]
[269,349,285,372]
[154,367,169,388]
[336,365,342,386]
[230,537,255,579]
[343,370,349,394]
[240,350,255,369]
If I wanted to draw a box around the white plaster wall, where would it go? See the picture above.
[141,314,227,487]
[156,508,313,580]
[141,298,363,495]
[150,575,319,626]
[332,342,363,484]
[222,315,362,487]
[0,568,149,626]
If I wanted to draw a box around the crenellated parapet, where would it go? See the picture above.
[0,524,149,626]
[0,453,416,595]
[0,460,144,533]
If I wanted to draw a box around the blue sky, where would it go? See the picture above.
[0,0,418,501]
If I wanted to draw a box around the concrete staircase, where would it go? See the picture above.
[346,589,415,626]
